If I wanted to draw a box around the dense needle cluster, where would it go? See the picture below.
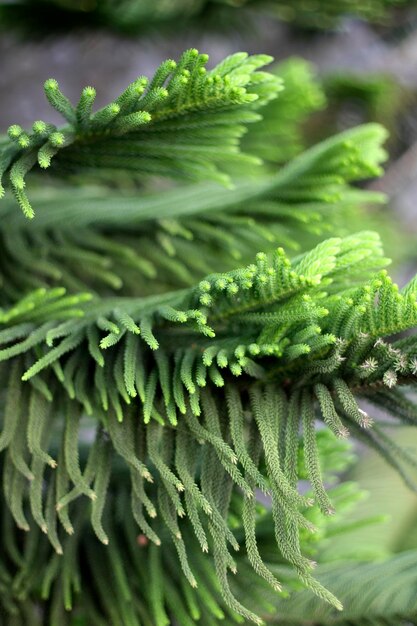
[1,50,417,626]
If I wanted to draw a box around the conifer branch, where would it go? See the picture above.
[0,232,417,621]
[0,45,415,626]
[0,50,280,218]
[0,123,387,302]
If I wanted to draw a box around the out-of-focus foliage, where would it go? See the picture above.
[270,427,417,625]
[271,550,417,625]
[242,58,326,167]
[316,73,404,150]
[262,0,413,29]
[0,0,414,36]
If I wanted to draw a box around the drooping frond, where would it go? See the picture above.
[1,232,417,622]
[0,441,373,626]
[0,50,280,217]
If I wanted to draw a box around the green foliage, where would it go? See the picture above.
[0,0,412,36]
[0,423,375,626]
[0,122,387,301]
[271,550,417,625]
[262,0,411,29]
[242,58,326,167]
[324,73,401,129]
[0,50,279,217]
[1,228,417,622]
[1,48,417,626]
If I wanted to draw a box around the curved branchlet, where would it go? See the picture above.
[0,123,388,304]
[0,50,281,218]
